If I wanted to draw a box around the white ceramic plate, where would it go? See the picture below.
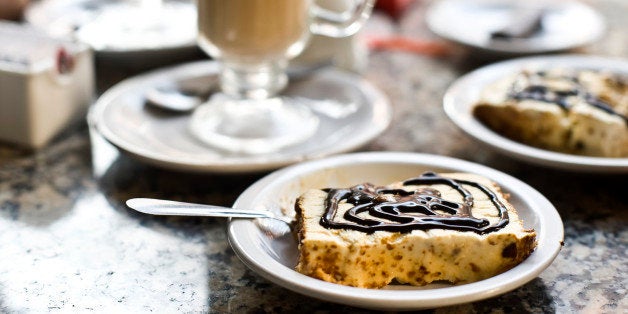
[444,55,628,173]
[425,0,604,55]
[25,0,198,64]
[89,61,391,173]
[228,152,563,310]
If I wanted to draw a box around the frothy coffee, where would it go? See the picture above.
[197,0,310,64]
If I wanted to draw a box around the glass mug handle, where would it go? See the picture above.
[309,0,376,38]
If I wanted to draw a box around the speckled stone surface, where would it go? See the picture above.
[1,1,627,313]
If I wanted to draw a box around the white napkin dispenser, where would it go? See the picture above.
[0,21,94,148]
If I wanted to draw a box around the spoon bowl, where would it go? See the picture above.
[145,87,205,112]
[144,74,219,112]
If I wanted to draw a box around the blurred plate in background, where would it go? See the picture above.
[426,0,605,55]
[25,0,200,66]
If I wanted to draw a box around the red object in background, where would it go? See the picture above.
[375,0,415,19]
[56,47,75,75]
[368,36,452,57]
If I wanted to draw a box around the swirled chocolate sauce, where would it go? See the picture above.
[508,70,628,124]
[320,172,509,235]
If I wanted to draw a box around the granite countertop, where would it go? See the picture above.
[1,1,627,313]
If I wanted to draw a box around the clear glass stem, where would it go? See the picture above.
[220,61,288,100]
[189,55,318,155]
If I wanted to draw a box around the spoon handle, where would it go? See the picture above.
[126,198,272,219]
[490,7,544,40]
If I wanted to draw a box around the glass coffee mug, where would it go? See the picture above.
[190,0,375,154]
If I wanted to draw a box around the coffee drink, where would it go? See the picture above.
[197,0,311,64]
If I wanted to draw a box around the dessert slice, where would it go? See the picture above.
[473,69,628,157]
[295,172,536,288]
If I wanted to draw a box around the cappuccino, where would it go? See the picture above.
[197,0,310,64]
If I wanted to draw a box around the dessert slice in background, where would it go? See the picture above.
[473,69,628,157]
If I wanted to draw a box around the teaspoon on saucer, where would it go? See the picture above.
[145,87,206,112]
[144,61,333,113]
[126,198,294,237]
[144,74,219,112]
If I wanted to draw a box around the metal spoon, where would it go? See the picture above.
[144,75,218,113]
[145,87,206,112]
[126,198,294,237]
[490,6,545,40]
[144,61,332,113]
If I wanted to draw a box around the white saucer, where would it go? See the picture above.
[425,0,605,55]
[444,55,628,173]
[89,61,391,173]
[25,0,197,55]
[228,152,563,310]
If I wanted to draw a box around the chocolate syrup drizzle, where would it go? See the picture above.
[509,71,628,124]
[320,172,509,235]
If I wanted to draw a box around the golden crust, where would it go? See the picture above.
[294,173,537,288]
